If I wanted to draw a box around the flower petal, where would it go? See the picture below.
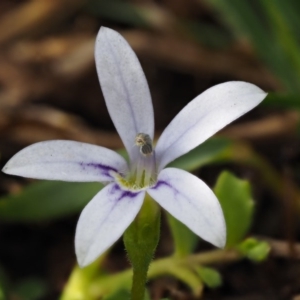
[95,27,154,161]
[75,183,145,267]
[155,81,267,170]
[2,140,128,182]
[148,168,226,248]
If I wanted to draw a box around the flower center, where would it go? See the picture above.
[115,133,157,191]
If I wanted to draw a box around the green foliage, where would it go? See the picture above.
[86,0,232,48]
[86,0,149,28]
[61,254,108,300]
[214,171,254,247]
[123,196,160,300]
[166,213,198,257]
[207,0,300,93]
[263,93,300,110]
[166,265,203,296]
[169,137,232,172]
[0,181,102,222]
[196,266,222,288]
[237,238,270,262]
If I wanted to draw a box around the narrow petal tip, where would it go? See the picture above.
[156,81,267,169]
[212,228,227,249]
[95,26,154,162]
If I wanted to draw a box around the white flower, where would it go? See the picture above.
[2,27,267,267]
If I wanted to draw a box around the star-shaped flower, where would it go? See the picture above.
[2,27,267,267]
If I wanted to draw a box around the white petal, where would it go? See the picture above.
[155,81,267,170]
[2,140,128,182]
[75,183,145,267]
[148,168,226,248]
[95,27,154,161]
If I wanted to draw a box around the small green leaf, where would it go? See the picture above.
[166,213,198,257]
[196,266,222,288]
[237,238,270,262]
[0,181,102,222]
[214,171,254,247]
[168,137,232,172]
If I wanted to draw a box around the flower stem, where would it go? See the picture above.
[131,267,148,300]
[89,248,241,298]
[123,196,160,300]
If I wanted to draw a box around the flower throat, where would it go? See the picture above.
[115,133,157,190]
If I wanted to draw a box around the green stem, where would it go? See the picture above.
[123,196,160,300]
[131,268,148,300]
[89,248,240,297]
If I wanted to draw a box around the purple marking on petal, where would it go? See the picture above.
[152,180,178,195]
[111,183,140,201]
[79,162,118,179]
[151,179,213,227]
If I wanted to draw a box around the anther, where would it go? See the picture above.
[135,133,153,156]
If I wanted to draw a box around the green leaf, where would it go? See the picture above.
[263,92,300,110]
[237,238,270,262]
[168,137,232,172]
[86,0,149,28]
[207,0,300,93]
[196,266,222,288]
[61,254,109,300]
[0,181,102,222]
[166,213,198,257]
[214,171,254,247]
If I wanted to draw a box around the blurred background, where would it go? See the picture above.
[1,0,300,299]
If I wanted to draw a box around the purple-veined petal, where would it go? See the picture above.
[155,81,267,170]
[95,27,154,162]
[148,168,226,248]
[2,140,128,182]
[75,183,145,267]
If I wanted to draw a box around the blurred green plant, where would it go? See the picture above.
[0,181,102,222]
[215,171,254,247]
[207,0,300,93]
[86,0,232,48]
[237,238,271,262]
[196,266,222,289]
